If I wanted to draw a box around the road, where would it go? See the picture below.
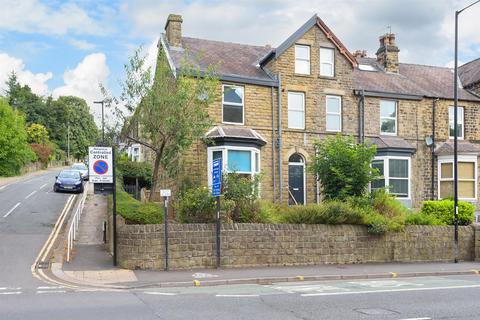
[1,171,480,319]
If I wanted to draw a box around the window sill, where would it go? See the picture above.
[222,121,244,126]
[319,75,336,80]
[294,73,313,78]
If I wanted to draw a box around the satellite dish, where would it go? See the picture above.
[425,136,433,146]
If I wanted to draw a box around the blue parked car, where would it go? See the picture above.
[53,170,84,193]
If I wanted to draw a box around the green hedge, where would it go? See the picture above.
[115,186,163,224]
[420,200,474,225]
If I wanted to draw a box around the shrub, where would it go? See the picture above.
[117,158,152,188]
[223,173,260,222]
[115,185,163,224]
[30,143,52,168]
[280,201,365,225]
[310,134,377,200]
[405,212,445,226]
[372,189,410,218]
[420,200,474,225]
[363,213,389,235]
[177,187,216,223]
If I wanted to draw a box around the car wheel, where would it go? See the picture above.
[79,186,84,194]
[53,186,58,192]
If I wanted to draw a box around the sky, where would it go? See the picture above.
[0,0,479,125]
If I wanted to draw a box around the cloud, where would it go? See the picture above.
[120,0,480,66]
[53,53,110,124]
[0,0,106,35]
[0,52,52,96]
[68,38,96,51]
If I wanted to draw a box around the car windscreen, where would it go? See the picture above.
[59,171,80,179]
[72,164,87,170]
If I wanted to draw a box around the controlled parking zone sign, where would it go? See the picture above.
[89,146,113,183]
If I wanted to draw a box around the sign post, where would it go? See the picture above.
[212,159,222,269]
[160,189,171,271]
[88,146,116,266]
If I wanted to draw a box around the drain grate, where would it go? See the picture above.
[355,308,399,315]
[37,261,49,269]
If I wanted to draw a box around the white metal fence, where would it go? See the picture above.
[66,186,88,262]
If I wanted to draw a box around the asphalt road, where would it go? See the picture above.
[2,172,480,319]
[0,170,72,289]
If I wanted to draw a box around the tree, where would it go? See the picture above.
[104,47,219,201]
[311,134,378,200]
[0,99,36,176]
[26,123,49,144]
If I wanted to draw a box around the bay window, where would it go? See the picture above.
[438,156,476,200]
[371,156,410,198]
[207,146,260,186]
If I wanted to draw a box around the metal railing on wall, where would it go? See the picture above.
[66,185,88,262]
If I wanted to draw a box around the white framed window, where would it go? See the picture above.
[207,146,260,187]
[449,106,464,140]
[326,95,342,132]
[295,45,310,75]
[371,156,410,198]
[222,84,244,125]
[380,100,397,135]
[320,47,334,77]
[288,92,305,129]
[438,155,477,200]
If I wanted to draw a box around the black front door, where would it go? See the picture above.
[288,164,304,205]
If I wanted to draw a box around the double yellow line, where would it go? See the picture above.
[31,195,78,288]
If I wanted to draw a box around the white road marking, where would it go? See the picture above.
[216,294,260,297]
[36,290,66,294]
[398,318,431,320]
[143,292,177,296]
[301,284,480,297]
[39,183,48,189]
[0,185,8,190]
[0,287,21,290]
[37,286,62,289]
[0,291,21,295]
[25,191,37,199]
[3,202,21,218]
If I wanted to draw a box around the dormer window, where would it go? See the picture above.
[295,45,310,75]
[320,47,335,77]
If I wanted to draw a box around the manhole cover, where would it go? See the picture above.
[355,308,399,315]
[37,261,49,269]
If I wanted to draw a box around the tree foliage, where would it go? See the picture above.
[0,99,36,176]
[104,46,219,200]
[4,73,99,161]
[29,143,52,168]
[311,134,378,200]
[26,123,49,144]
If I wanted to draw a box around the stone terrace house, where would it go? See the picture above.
[157,13,480,208]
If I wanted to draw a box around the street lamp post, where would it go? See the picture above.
[94,100,105,144]
[453,0,480,263]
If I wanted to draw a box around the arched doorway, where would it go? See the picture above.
[288,153,305,205]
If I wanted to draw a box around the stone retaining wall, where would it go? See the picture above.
[116,220,479,270]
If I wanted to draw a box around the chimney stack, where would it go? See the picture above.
[376,33,399,73]
[165,14,183,47]
[352,50,367,58]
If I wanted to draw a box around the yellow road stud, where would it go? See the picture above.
[296,275,304,281]
[471,269,480,275]
[390,272,397,278]
[193,280,201,286]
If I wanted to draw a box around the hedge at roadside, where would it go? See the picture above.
[420,200,474,225]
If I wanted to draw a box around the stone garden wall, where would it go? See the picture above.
[115,219,479,270]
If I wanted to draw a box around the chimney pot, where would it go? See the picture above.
[353,50,367,58]
[165,14,183,47]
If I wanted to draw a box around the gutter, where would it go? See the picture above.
[358,90,365,143]
[271,86,276,203]
[431,98,439,200]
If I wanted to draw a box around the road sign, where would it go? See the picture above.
[212,158,222,197]
[89,146,113,183]
[160,189,171,197]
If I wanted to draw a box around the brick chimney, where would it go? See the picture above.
[352,50,367,58]
[165,14,183,47]
[376,33,400,73]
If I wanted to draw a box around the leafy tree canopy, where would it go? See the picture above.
[0,99,36,176]
[26,123,49,145]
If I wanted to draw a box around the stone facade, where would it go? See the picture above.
[156,14,480,209]
[116,221,478,270]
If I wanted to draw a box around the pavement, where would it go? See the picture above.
[51,184,480,290]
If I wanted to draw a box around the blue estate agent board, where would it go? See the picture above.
[212,158,222,197]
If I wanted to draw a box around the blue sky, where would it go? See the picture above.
[1,0,479,124]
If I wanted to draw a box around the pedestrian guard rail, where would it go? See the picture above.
[66,186,88,262]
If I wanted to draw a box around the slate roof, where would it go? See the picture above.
[434,141,480,155]
[165,35,275,86]
[459,58,480,88]
[204,126,267,146]
[354,57,480,101]
[369,136,415,152]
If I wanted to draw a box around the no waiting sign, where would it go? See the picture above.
[89,146,113,183]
